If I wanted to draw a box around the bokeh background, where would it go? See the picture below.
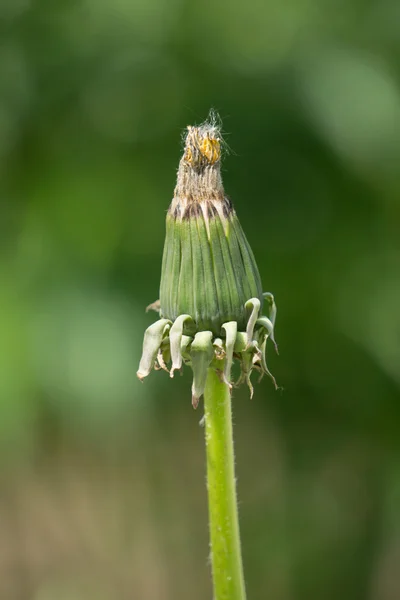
[1,0,400,598]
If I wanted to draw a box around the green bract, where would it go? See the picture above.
[137,118,278,408]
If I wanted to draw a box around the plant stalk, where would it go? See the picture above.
[204,366,247,600]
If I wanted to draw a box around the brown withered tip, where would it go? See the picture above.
[192,394,200,410]
[172,113,226,202]
[146,299,161,313]
[183,124,221,168]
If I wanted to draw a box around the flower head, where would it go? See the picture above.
[137,114,278,408]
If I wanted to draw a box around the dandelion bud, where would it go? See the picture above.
[138,114,278,406]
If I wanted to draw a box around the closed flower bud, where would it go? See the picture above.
[138,114,278,407]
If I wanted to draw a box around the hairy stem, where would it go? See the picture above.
[204,366,247,600]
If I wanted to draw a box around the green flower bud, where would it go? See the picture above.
[160,122,263,334]
[138,114,278,407]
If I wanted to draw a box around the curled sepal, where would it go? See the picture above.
[159,337,171,365]
[236,351,254,399]
[222,321,237,387]
[234,331,248,353]
[170,314,194,377]
[156,349,169,373]
[245,298,261,344]
[181,335,193,364]
[263,292,277,326]
[257,316,278,354]
[247,340,262,365]
[137,319,172,381]
[191,331,214,409]
[259,338,278,389]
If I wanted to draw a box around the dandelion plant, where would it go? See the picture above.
[137,113,278,600]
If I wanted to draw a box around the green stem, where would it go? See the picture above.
[204,366,247,600]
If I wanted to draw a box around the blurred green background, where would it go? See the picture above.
[1,0,400,599]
